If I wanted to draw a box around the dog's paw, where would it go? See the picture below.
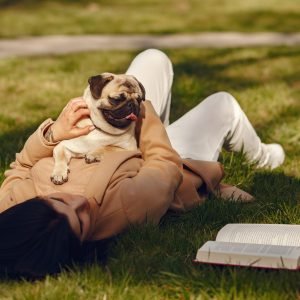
[85,153,102,164]
[50,169,70,185]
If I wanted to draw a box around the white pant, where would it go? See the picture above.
[126,49,268,163]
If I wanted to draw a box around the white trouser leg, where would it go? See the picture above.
[126,49,173,126]
[166,92,270,163]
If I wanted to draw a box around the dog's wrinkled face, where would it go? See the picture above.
[84,72,145,134]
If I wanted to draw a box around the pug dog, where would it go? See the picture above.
[50,72,145,185]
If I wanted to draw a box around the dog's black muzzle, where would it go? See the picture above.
[100,100,140,129]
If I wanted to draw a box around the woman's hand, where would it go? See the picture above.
[50,97,95,142]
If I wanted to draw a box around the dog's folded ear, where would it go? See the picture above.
[138,81,146,102]
[130,76,146,103]
[88,75,114,99]
[134,102,145,146]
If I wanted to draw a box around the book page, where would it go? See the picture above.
[216,224,300,246]
[196,241,300,269]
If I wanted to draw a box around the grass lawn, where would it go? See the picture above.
[0,46,300,299]
[0,0,299,38]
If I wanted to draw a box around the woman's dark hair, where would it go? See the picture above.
[0,198,82,279]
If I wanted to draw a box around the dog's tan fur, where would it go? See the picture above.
[51,73,145,185]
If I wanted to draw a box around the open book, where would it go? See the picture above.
[195,224,300,270]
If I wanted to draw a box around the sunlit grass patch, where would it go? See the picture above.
[0,0,299,37]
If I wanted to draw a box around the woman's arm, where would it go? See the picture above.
[107,101,183,225]
[0,98,94,196]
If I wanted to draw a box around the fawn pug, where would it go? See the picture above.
[51,73,145,185]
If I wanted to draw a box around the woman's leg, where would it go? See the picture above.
[126,49,173,126]
[166,92,285,169]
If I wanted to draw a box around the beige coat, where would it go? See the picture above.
[0,101,224,240]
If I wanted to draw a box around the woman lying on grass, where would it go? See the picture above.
[0,49,285,279]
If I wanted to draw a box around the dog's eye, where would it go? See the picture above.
[108,93,126,106]
[108,96,122,106]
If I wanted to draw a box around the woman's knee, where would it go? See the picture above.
[210,91,236,106]
[203,91,240,121]
[139,48,171,64]
[135,49,173,74]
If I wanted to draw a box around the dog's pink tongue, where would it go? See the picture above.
[125,113,138,121]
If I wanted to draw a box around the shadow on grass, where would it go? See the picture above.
[171,47,300,91]
[0,122,40,166]
[169,46,300,129]
[0,120,45,185]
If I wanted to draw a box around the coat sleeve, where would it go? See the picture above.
[106,101,183,225]
[0,119,58,199]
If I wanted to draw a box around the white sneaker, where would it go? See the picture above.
[257,143,285,169]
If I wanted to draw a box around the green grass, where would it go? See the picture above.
[0,0,299,38]
[0,47,300,298]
